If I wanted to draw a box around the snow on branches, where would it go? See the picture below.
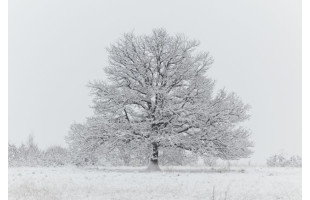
[67,29,253,167]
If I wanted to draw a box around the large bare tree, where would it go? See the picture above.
[66,29,253,171]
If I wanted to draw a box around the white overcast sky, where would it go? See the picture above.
[9,0,301,163]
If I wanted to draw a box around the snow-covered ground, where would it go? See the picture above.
[8,166,301,200]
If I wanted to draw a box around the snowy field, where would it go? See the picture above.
[8,166,301,200]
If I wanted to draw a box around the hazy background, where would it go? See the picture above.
[9,0,301,164]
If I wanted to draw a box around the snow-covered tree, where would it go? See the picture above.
[202,156,218,167]
[288,155,302,167]
[23,135,42,166]
[95,142,150,166]
[159,148,198,166]
[43,146,71,166]
[66,29,253,171]
[266,154,302,167]
[8,135,45,167]
[8,144,19,166]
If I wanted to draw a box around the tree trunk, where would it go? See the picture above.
[146,142,161,171]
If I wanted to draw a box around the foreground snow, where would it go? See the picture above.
[8,166,301,200]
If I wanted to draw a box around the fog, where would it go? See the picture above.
[9,0,301,164]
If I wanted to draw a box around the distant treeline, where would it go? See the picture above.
[8,135,301,168]
[8,135,216,167]
[266,153,302,167]
[8,135,71,167]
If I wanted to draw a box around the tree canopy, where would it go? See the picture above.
[66,29,253,169]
